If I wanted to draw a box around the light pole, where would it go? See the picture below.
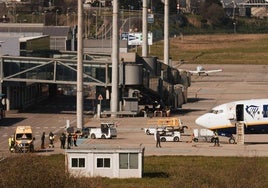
[15,14,18,23]
[232,1,236,34]
[98,0,101,15]
[85,12,88,38]
[66,8,71,26]
[233,22,236,34]
[164,0,170,65]
[77,0,84,129]
[121,6,124,26]
[32,12,34,23]
[128,5,134,32]
[232,1,235,20]
[93,12,98,38]
[0,41,4,53]
[56,9,59,26]
[43,11,46,25]
[128,5,131,32]
[85,11,91,39]
[0,41,4,95]
[104,17,107,40]
[142,0,148,57]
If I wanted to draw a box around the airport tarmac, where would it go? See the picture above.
[0,64,268,157]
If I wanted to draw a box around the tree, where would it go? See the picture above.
[199,0,226,26]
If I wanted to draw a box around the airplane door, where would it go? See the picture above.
[236,104,244,121]
[263,105,268,118]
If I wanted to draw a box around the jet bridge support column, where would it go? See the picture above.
[236,122,245,145]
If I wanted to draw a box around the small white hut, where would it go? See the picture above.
[65,147,145,178]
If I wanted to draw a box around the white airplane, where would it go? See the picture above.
[189,65,222,76]
[195,99,268,143]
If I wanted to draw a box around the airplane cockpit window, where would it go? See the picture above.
[210,110,217,114]
[209,110,223,114]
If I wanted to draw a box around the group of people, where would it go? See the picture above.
[59,132,78,149]
[41,131,55,149]
[40,131,78,150]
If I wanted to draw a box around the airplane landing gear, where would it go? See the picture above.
[229,136,236,144]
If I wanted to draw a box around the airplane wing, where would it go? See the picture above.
[189,69,222,75]
[189,70,203,74]
[204,69,223,74]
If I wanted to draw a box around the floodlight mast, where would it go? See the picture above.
[164,0,170,65]
[111,0,119,116]
[142,0,148,57]
[77,0,84,129]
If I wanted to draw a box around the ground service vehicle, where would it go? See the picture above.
[144,127,165,135]
[159,130,181,142]
[144,118,187,135]
[79,127,91,138]
[14,126,34,153]
[193,129,215,142]
[90,122,117,139]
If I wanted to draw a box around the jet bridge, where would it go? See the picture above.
[1,56,109,86]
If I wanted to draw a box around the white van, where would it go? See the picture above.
[14,126,35,153]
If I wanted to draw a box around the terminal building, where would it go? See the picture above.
[0,23,191,116]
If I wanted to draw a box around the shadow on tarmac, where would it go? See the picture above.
[0,117,26,127]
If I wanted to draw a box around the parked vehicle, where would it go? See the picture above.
[14,126,35,153]
[144,118,188,135]
[89,122,117,139]
[159,130,181,142]
[74,127,94,138]
[144,127,164,135]
[193,129,215,142]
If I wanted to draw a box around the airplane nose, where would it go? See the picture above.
[195,114,209,128]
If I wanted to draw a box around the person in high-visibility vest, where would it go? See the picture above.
[49,132,54,148]
[8,135,15,152]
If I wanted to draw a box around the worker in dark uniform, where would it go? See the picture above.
[155,130,161,148]
[213,131,220,146]
[60,133,66,149]
[67,133,72,149]
[41,132,45,149]
[73,133,78,147]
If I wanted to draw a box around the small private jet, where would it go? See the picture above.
[195,99,268,143]
[189,65,222,76]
